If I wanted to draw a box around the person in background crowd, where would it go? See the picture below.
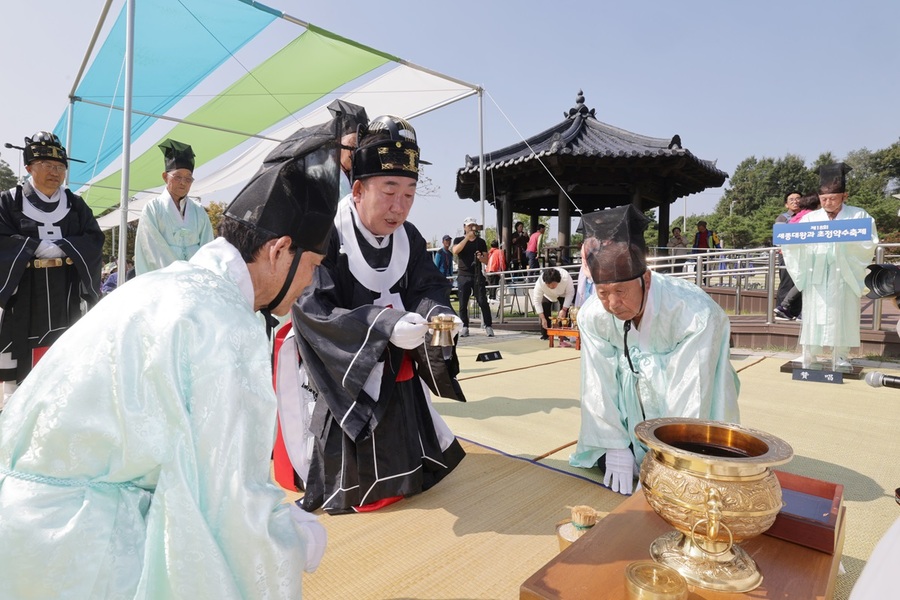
[434,234,454,277]
[486,238,507,299]
[526,223,546,271]
[510,220,529,273]
[100,258,135,296]
[692,220,721,251]
[574,242,594,309]
[532,266,575,341]
[134,139,213,276]
[666,226,689,273]
[0,131,103,407]
[774,194,820,320]
[454,216,494,337]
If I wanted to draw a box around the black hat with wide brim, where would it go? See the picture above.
[581,205,650,284]
[226,121,341,255]
[158,138,195,172]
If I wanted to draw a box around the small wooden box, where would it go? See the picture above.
[764,470,844,554]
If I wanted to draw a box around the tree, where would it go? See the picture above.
[718,154,815,218]
[205,201,227,233]
[0,159,16,190]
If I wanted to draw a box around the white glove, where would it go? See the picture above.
[390,312,428,349]
[34,240,67,259]
[289,503,327,573]
[603,447,636,496]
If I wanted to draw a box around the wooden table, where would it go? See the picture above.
[521,492,845,600]
[546,328,580,350]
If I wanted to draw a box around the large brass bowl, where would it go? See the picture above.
[635,418,793,593]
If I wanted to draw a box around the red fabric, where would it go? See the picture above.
[32,346,49,367]
[353,495,403,512]
[272,322,298,491]
[487,248,506,273]
[396,352,414,382]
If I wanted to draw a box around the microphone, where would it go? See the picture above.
[864,371,900,389]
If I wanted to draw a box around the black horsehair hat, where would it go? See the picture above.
[351,115,425,182]
[819,162,852,195]
[225,116,342,256]
[23,131,68,165]
[328,100,369,137]
[158,139,195,172]
[581,205,650,285]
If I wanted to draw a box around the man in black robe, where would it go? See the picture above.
[0,132,103,404]
[286,115,466,514]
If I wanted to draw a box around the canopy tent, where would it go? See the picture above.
[58,0,482,230]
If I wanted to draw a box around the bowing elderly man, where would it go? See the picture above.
[569,205,740,495]
[782,163,878,369]
[134,139,214,275]
[0,132,343,598]
[0,131,103,405]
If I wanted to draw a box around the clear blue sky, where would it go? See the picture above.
[3,0,899,244]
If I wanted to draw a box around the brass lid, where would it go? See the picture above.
[624,561,688,600]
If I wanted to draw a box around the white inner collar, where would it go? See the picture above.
[335,196,409,295]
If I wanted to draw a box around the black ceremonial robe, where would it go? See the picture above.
[0,183,103,382]
[292,203,465,514]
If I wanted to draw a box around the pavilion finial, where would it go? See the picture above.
[565,89,596,119]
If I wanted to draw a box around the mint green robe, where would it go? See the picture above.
[782,205,877,352]
[0,238,314,599]
[134,191,214,275]
[570,271,740,468]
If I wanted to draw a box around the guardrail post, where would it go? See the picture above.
[766,248,776,325]
[873,246,885,331]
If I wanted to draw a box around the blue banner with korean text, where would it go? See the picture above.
[773,218,873,245]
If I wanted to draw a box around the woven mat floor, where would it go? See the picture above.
[288,338,900,599]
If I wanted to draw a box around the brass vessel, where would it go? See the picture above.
[635,418,793,593]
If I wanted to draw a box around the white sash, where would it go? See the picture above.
[334,196,409,305]
[20,185,70,240]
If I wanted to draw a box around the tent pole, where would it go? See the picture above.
[70,0,115,98]
[478,89,485,230]
[117,0,135,284]
[65,98,75,189]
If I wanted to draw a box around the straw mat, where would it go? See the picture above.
[300,439,623,599]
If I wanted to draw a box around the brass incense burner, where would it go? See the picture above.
[634,418,793,593]
[429,314,456,347]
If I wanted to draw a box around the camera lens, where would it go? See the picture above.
[865,265,900,299]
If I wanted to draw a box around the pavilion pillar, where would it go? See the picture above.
[501,195,512,260]
[558,189,571,264]
[658,194,671,249]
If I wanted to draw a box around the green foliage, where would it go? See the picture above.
[700,141,900,248]
[102,220,136,262]
[0,159,17,190]
[206,201,227,234]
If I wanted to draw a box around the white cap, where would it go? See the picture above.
[463,216,479,226]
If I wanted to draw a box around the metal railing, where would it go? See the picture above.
[464,244,898,330]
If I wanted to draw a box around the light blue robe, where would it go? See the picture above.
[0,238,314,599]
[782,204,877,351]
[134,190,214,275]
[570,271,740,468]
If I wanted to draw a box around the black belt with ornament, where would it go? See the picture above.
[27,258,74,269]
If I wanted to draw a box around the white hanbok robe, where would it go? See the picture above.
[0,238,317,599]
[782,204,877,351]
[134,190,214,275]
[570,271,740,468]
